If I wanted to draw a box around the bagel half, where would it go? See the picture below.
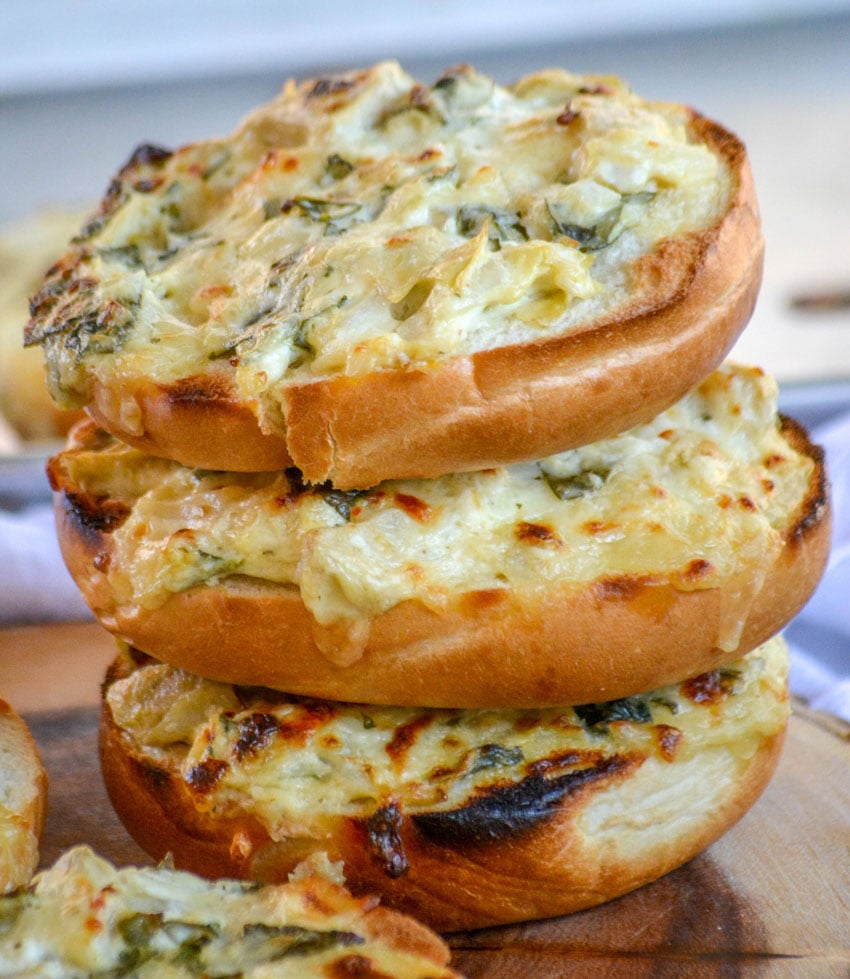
[0,209,86,442]
[100,636,790,932]
[0,845,459,976]
[26,62,762,486]
[0,698,47,893]
[50,365,829,708]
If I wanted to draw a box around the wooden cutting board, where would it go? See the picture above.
[3,622,850,976]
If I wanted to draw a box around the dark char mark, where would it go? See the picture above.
[61,489,130,541]
[412,755,632,847]
[779,414,830,544]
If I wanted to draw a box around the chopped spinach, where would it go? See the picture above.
[575,696,652,732]
[115,914,217,974]
[541,465,611,501]
[547,191,655,252]
[467,743,524,775]
[457,204,528,249]
[0,892,27,938]
[281,196,362,235]
[322,487,370,521]
[237,922,364,962]
[62,302,137,361]
[325,153,355,180]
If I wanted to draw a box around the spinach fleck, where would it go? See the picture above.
[574,697,653,732]
[457,204,528,249]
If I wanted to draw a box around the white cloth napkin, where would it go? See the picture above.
[1,411,848,721]
[784,409,850,722]
[0,504,91,622]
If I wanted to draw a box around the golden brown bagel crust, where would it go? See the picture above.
[27,64,762,486]
[0,699,47,892]
[99,643,789,931]
[51,415,829,708]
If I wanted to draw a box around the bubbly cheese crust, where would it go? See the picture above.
[52,364,814,642]
[0,847,456,978]
[27,61,728,419]
[106,638,789,848]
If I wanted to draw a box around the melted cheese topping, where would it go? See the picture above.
[0,847,455,977]
[28,61,727,421]
[55,364,814,639]
[107,638,789,843]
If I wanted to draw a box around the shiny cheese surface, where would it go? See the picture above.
[54,365,814,645]
[28,61,726,419]
[0,847,455,977]
[107,638,789,843]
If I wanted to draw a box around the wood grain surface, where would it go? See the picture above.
[2,622,849,977]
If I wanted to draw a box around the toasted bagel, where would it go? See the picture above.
[50,365,829,708]
[100,636,790,931]
[0,698,47,893]
[26,62,761,486]
[0,845,459,976]
[0,210,86,442]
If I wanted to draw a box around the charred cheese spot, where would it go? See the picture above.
[682,670,736,706]
[516,521,562,546]
[393,493,433,522]
[232,713,280,761]
[61,490,130,535]
[185,758,229,793]
[413,754,635,846]
[682,558,714,582]
[107,639,789,867]
[366,803,409,878]
[654,724,684,762]
[386,716,434,767]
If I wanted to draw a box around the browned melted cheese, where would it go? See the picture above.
[107,637,789,872]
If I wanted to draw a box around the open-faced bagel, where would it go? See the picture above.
[0,698,47,893]
[50,365,829,708]
[100,636,790,932]
[0,845,460,976]
[26,62,762,486]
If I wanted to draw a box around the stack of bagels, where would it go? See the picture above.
[28,62,830,931]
